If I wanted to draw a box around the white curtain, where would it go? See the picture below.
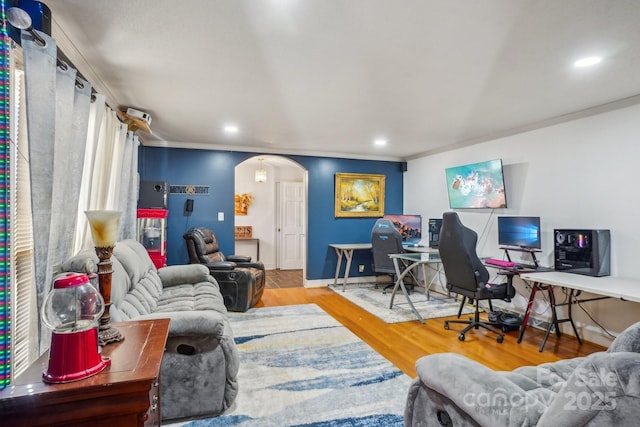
[73,99,139,253]
[21,30,139,352]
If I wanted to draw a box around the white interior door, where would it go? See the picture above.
[278,181,304,270]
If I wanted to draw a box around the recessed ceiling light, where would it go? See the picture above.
[223,124,239,134]
[574,56,603,68]
[374,138,387,146]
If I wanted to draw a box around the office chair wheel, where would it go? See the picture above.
[458,333,465,341]
[444,321,449,330]
[496,335,504,343]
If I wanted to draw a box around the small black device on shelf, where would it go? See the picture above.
[139,181,168,209]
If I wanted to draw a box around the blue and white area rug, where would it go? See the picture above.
[330,282,473,323]
[165,304,411,426]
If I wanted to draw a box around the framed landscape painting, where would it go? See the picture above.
[334,173,385,217]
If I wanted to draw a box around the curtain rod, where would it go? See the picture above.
[30,33,94,94]
[7,7,95,96]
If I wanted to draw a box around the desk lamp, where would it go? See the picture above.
[41,273,111,383]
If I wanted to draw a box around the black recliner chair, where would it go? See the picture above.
[183,227,265,312]
[438,212,515,343]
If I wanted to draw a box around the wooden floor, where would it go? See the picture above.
[254,286,606,378]
[265,269,303,289]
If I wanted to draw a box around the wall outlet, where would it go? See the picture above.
[358,264,364,273]
[218,212,224,221]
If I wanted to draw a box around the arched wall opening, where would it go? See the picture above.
[235,155,307,282]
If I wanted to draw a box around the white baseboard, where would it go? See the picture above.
[305,275,378,288]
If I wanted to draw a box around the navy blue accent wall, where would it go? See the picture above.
[138,147,404,281]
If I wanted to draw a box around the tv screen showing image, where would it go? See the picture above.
[498,216,541,249]
[383,214,422,244]
[445,159,507,209]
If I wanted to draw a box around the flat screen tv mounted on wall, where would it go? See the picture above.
[383,214,422,244]
[445,159,507,209]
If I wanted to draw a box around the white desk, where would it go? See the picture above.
[329,243,372,291]
[519,271,640,302]
[388,252,442,324]
[517,271,640,351]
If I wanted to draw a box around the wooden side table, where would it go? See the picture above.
[0,318,170,427]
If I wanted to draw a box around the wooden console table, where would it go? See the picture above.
[0,318,170,427]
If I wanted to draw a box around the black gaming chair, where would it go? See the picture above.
[371,219,415,294]
[438,212,515,343]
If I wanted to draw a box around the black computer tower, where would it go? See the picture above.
[428,218,442,248]
[138,181,169,209]
[554,229,610,277]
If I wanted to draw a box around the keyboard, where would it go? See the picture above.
[485,258,516,268]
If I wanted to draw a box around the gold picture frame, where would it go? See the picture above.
[335,173,385,217]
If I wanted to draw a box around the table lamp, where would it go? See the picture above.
[41,273,111,383]
[85,210,124,346]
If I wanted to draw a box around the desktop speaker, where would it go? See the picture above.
[428,218,442,248]
[554,229,610,277]
[138,181,168,209]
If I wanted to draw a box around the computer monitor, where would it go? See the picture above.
[497,216,541,249]
[383,214,422,244]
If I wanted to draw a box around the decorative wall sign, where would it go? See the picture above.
[169,185,209,195]
[334,173,385,217]
[234,226,253,239]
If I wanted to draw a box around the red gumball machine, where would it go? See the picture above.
[136,208,168,268]
[41,273,111,383]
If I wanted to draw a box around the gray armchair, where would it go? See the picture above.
[404,320,640,426]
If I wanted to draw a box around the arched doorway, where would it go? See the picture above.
[234,155,307,284]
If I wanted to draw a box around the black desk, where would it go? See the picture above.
[485,263,559,351]
[515,278,585,352]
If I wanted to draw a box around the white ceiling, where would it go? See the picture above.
[43,0,640,161]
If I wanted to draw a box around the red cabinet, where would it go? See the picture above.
[137,209,168,269]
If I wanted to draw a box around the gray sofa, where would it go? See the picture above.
[59,239,239,421]
[405,321,640,426]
